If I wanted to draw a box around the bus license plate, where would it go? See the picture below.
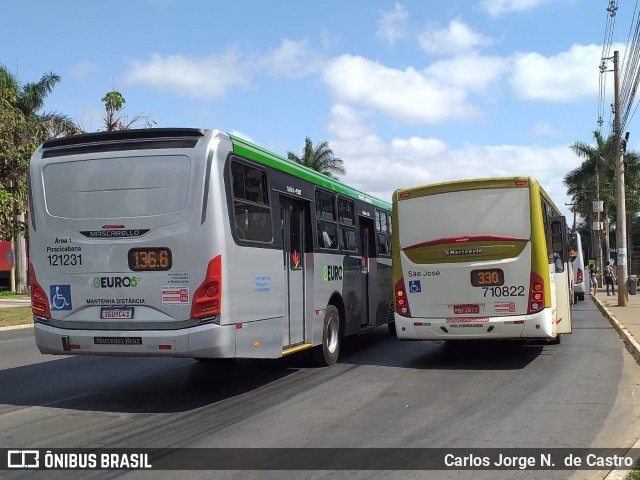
[100,307,134,319]
[454,304,480,314]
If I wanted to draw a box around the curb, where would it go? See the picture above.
[593,296,640,480]
[0,324,33,331]
[592,296,640,365]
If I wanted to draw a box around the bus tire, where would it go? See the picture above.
[548,334,562,345]
[388,321,397,337]
[310,305,341,366]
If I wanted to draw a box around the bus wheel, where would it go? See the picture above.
[310,305,341,366]
[548,334,562,345]
[388,321,397,337]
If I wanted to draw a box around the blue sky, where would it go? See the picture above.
[1,0,631,219]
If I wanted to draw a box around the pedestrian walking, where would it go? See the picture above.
[590,267,598,296]
[604,261,616,295]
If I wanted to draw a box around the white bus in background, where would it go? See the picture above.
[392,177,573,344]
[569,231,586,302]
[28,128,394,366]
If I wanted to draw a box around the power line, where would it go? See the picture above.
[598,0,618,135]
[619,0,640,129]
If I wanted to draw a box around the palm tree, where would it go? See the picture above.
[0,66,80,138]
[101,90,154,131]
[566,131,640,273]
[0,64,79,292]
[287,137,346,180]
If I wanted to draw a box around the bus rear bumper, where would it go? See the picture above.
[34,321,237,358]
[395,310,556,340]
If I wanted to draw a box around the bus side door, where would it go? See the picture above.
[280,198,306,347]
[550,216,573,334]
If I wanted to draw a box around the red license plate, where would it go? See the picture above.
[454,304,480,314]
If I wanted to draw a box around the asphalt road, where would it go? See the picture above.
[1,298,639,480]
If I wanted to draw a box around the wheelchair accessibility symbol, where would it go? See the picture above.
[49,285,72,310]
[408,280,422,293]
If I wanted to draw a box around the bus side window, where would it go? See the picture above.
[375,209,391,256]
[550,220,565,273]
[315,189,338,250]
[231,161,272,243]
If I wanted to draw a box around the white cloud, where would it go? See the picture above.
[326,104,377,141]
[123,51,250,99]
[258,39,326,77]
[123,39,325,97]
[71,61,98,79]
[424,54,509,92]
[479,0,552,17]
[326,107,575,218]
[323,54,478,124]
[418,19,492,55]
[532,121,560,137]
[510,44,603,102]
[377,2,409,47]
[228,130,255,143]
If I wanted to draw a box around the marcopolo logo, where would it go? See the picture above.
[323,265,343,282]
[93,276,141,288]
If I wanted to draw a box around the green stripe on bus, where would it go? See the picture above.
[230,135,391,211]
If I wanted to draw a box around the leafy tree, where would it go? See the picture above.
[566,131,640,270]
[101,91,154,131]
[0,64,79,292]
[0,90,34,240]
[287,137,346,180]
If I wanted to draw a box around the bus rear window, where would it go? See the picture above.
[397,188,531,247]
[42,155,191,219]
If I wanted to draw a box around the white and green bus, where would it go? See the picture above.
[28,128,393,365]
[392,177,573,343]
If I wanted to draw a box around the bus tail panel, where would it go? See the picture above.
[392,178,570,342]
[395,308,556,340]
[398,242,534,320]
[28,139,227,357]
[34,321,237,357]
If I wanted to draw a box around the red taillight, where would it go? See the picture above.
[191,255,222,319]
[577,268,583,283]
[29,262,51,318]
[394,278,412,317]
[528,271,545,314]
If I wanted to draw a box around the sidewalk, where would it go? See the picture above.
[592,287,640,480]
[0,296,31,309]
[591,286,640,365]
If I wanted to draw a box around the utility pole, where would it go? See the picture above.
[613,51,628,306]
[594,168,603,275]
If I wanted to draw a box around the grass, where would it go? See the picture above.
[0,307,33,328]
[0,290,29,298]
[627,460,640,480]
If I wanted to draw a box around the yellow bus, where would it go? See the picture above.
[392,177,573,344]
